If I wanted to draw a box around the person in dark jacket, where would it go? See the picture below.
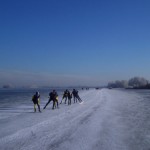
[76,90,82,103]
[72,89,77,103]
[67,91,72,105]
[43,91,53,109]
[32,91,41,112]
[52,90,59,109]
[72,89,82,103]
[60,89,68,104]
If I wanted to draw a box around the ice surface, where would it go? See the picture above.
[0,89,150,150]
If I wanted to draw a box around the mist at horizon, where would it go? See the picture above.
[0,70,109,88]
[1,69,150,88]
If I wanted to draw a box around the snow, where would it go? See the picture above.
[0,89,150,150]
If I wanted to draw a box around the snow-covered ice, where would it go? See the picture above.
[0,89,150,150]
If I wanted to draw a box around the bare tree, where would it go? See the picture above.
[128,77,148,87]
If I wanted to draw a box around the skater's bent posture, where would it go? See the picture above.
[76,90,82,103]
[52,90,59,109]
[43,91,53,109]
[67,91,72,105]
[32,91,41,112]
[72,89,77,103]
[72,89,82,103]
[60,89,68,104]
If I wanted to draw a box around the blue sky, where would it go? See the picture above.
[0,0,150,87]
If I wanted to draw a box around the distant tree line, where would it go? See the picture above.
[108,77,150,89]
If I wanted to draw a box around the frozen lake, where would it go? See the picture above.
[0,88,150,150]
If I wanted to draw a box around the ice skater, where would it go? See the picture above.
[72,89,77,103]
[52,90,59,109]
[72,89,82,103]
[32,91,41,112]
[43,91,53,109]
[76,90,82,103]
[60,89,68,104]
[67,91,72,105]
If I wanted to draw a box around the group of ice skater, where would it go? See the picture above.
[32,89,83,112]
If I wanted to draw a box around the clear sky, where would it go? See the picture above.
[0,0,150,87]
